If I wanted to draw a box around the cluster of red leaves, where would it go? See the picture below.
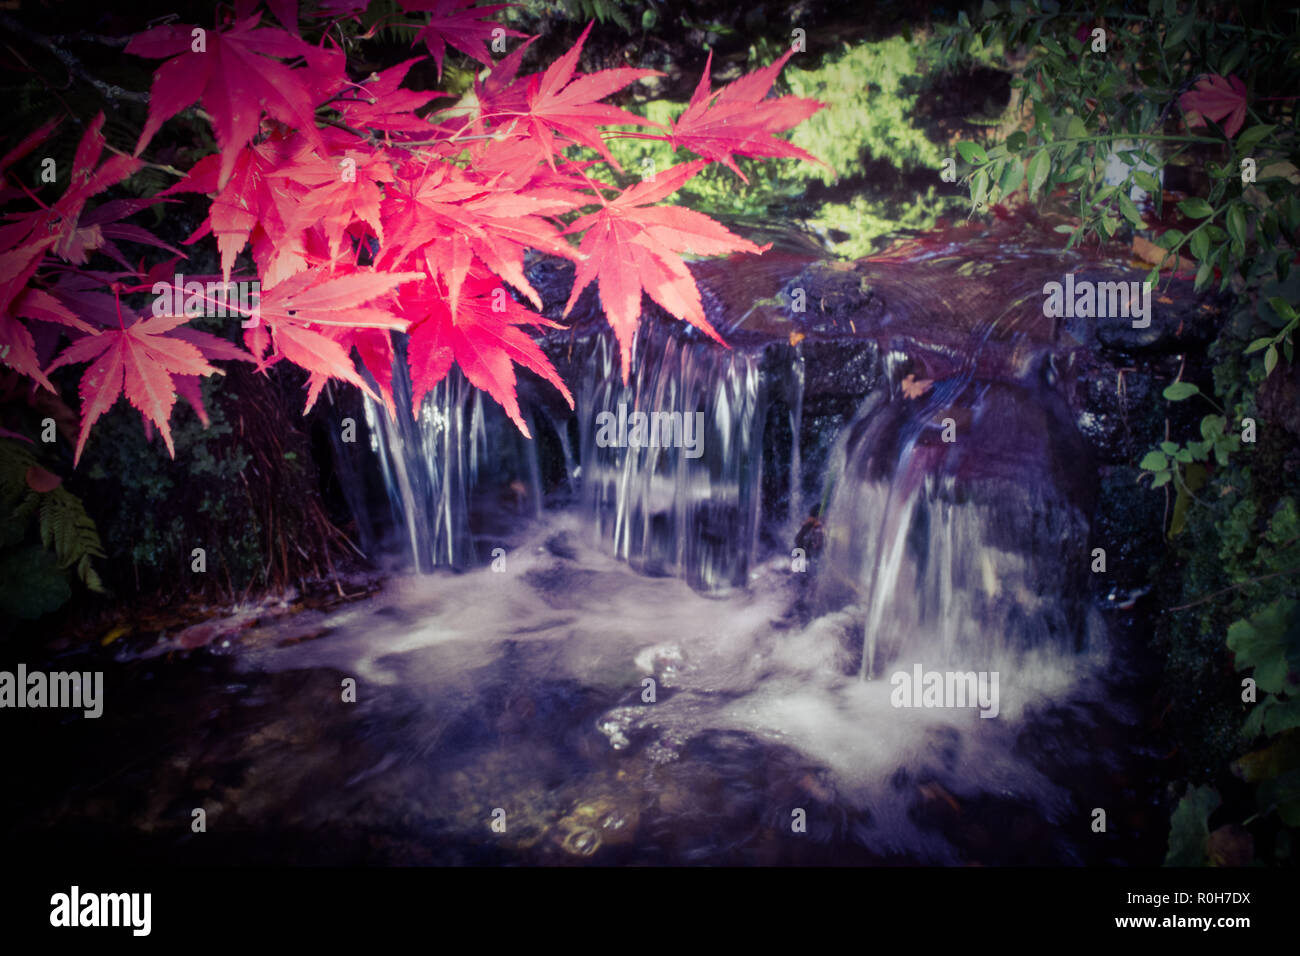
[0,0,824,461]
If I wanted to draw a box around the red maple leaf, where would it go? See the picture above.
[1180,74,1248,139]
[335,58,450,134]
[514,22,663,170]
[257,267,421,331]
[561,160,769,381]
[397,270,572,435]
[0,232,100,394]
[0,113,143,265]
[265,135,395,259]
[399,0,526,78]
[127,14,331,190]
[469,35,538,127]
[0,237,62,391]
[167,135,307,284]
[46,311,222,463]
[252,267,422,410]
[235,0,301,35]
[329,326,401,417]
[377,160,579,316]
[665,48,827,182]
[168,324,257,426]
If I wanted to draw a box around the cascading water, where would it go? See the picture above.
[362,345,481,573]
[576,327,767,593]
[818,375,1096,680]
[351,250,1099,683]
[276,243,1168,863]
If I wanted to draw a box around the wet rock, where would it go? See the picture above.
[1094,293,1223,354]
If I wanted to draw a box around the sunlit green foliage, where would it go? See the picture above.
[604,36,968,256]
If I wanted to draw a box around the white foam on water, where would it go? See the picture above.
[237,511,1111,860]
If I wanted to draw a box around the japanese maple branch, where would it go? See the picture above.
[0,13,149,105]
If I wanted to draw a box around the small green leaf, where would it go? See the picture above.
[1195,261,1213,291]
[956,141,988,165]
[1139,450,1168,471]
[1245,337,1275,355]
[1118,192,1145,227]
[1163,15,1194,50]
[1152,470,1172,488]
[1227,205,1248,248]
[1160,441,1179,455]
[1179,198,1214,219]
[970,168,989,208]
[1163,381,1200,401]
[1236,124,1275,154]
[1267,297,1298,322]
[1265,344,1278,375]
[1189,228,1210,262]
[1164,785,1220,866]
[1134,170,1161,194]
[1027,149,1051,200]
[999,158,1024,196]
[1219,44,1248,79]
[1032,101,1053,139]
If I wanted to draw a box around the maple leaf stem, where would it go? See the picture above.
[7,173,54,212]
[318,115,379,144]
[388,133,506,148]
[102,141,185,178]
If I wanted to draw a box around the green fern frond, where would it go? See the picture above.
[38,486,106,575]
[11,492,38,528]
[0,439,39,510]
[558,0,635,30]
[77,553,106,595]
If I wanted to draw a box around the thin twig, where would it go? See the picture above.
[1165,566,1300,612]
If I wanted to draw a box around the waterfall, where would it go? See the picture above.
[576,326,768,593]
[348,317,773,588]
[818,371,1095,678]
[362,347,480,573]
[337,250,1097,683]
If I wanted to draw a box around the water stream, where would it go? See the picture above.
[4,245,1171,866]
